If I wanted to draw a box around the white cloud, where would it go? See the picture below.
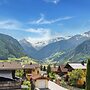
[29,14,73,25]
[43,0,60,4]
[26,28,51,43]
[26,28,50,34]
[0,20,22,30]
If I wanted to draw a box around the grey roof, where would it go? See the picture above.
[23,64,40,69]
[67,63,87,69]
[0,62,40,70]
[0,62,22,70]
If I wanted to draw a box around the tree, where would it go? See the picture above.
[68,69,86,87]
[43,66,46,71]
[47,64,51,75]
[86,59,90,90]
[40,65,43,71]
[49,72,56,80]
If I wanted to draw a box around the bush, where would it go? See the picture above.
[68,69,86,87]
[49,72,56,80]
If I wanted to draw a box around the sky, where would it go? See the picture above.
[0,0,90,42]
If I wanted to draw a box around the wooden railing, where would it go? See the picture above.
[0,81,21,89]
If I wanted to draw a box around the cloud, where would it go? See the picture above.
[29,14,73,25]
[26,28,52,43]
[26,28,51,36]
[43,0,60,4]
[0,20,22,30]
[26,28,64,44]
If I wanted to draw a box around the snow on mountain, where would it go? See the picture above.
[82,31,90,37]
[26,37,65,50]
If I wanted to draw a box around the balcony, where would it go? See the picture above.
[0,81,21,89]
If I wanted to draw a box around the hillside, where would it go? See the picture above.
[19,39,37,58]
[70,39,90,61]
[50,39,90,63]
[0,33,25,60]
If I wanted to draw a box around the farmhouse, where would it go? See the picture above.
[23,63,40,80]
[51,65,68,76]
[0,62,22,89]
[65,62,87,71]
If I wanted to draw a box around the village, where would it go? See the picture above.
[0,60,86,90]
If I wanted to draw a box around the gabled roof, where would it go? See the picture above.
[23,64,39,69]
[30,75,49,80]
[0,62,40,70]
[51,65,68,73]
[60,65,68,72]
[0,62,22,70]
[66,62,87,69]
[51,67,58,72]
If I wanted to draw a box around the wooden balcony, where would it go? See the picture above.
[0,81,21,89]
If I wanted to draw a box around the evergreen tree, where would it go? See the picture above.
[86,59,90,90]
[43,66,46,71]
[40,65,43,71]
[47,64,51,75]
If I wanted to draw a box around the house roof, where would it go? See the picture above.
[51,67,58,72]
[23,64,39,69]
[60,65,68,73]
[30,75,49,80]
[51,65,68,73]
[66,63,87,69]
[0,62,40,70]
[0,62,22,70]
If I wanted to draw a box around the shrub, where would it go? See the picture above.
[68,69,86,87]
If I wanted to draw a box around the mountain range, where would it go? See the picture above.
[0,31,90,63]
[20,31,90,63]
[0,33,25,60]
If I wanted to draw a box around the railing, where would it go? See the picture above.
[0,81,21,89]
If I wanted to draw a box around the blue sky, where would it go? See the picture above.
[0,0,90,42]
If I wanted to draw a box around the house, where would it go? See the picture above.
[65,62,87,71]
[0,62,22,89]
[51,65,68,76]
[30,75,49,90]
[58,65,68,76]
[23,63,40,80]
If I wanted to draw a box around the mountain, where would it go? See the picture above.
[33,34,90,60]
[69,39,90,61]
[0,33,25,60]
[20,31,90,63]
[19,39,37,57]
[50,38,90,64]
[26,37,65,50]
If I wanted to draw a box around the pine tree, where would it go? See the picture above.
[47,64,51,75]
[43,66,46,71]
[40,65,43,71]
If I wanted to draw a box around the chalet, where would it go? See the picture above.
[0,62,22,89]
[23,63,40,80]
[65,62,87,71]
[23,63,49,89]
[51,65,68,76]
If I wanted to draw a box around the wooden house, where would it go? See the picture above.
[23,63,40,80]
[65,62,87,71]
[0,62,22,89]
[51,65,68,76]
